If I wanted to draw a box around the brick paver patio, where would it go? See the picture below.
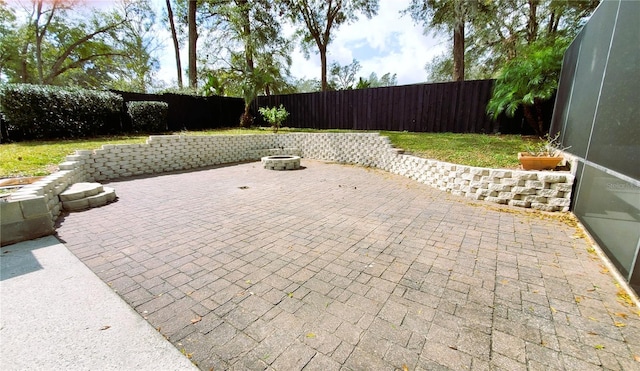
[55,160,639,370]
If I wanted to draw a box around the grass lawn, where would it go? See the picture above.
[380,131,541,169]
[0,129,542,178]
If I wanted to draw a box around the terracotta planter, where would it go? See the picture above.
[518,152,562,170]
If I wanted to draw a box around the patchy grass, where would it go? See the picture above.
[0,136,147,178]
[381,131,542,169]
[0,129,541,178]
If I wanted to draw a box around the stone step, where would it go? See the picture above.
[61,184,116,212]
[59,182,104,201]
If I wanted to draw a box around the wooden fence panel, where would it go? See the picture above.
[112,90,244,131]
[106,79,551,135]
[256,80,509,133]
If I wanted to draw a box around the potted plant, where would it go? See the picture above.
[258,104,289,133]
[518,133,567,170]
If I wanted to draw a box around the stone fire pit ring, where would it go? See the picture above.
[261,155,301,170]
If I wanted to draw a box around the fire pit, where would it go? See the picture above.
[261,155,301,170]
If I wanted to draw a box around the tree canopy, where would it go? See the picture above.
[328,59,397,90]
[281,0,379,91]
[0,0,160,91]
[406,0,598,82]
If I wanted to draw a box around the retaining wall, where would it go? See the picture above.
[1,133,574,246]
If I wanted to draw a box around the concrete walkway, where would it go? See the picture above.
[27,160,640,369]
[0,236,197,370]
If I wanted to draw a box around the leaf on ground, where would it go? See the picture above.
[191,316,202,324]
[288,292,294,298]
[587,331,598,335]
[99,325,111,331]
[616,289,635,307]
[634,355,640,362]
[614,312,628,319]
[588,316,599,322]
[575,296,582,303]
[594,344,605,350]
[403,364,409,371]
[500,279,509,285]
[614,321,626,328]
[550,306,557,313]
[305,333,316,338]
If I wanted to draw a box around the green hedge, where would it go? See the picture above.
[0,84,122,140]
[126,101,168,133]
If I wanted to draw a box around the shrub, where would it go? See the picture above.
[126,101,169,133]
[0,84,122,140]
[258,104,289,133]
[487,37,570,137]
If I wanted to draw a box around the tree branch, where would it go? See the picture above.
[44,52,126,83]
[45,18,127,82]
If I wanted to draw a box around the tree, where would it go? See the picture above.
[110,1,162,92]
[198,0,292,126]
[417,0,598,82]
[0,0,17,81]
[1,0,159,89]
[292,77,321,93]
[479,1,598,135]
[282,0,379,91]
[188,0,197,88]
[405,0,484,81]
[165,0,183,88]
[328,60,397,90]
[362,72,397,88]
[329,59,361,90]
[486,37,570,136]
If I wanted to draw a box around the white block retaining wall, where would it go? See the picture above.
[1,133,573,246]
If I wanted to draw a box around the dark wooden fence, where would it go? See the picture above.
[112,90,244,132]
[113,79,551,135]
[253,79,514,133]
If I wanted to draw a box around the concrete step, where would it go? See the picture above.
[60,183,116,212]
[59,182,104,201]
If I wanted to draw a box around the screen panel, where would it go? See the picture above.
[550,32,583,141]
[560,1,619,158]
[586,1,640,179]
[574,165,640,278]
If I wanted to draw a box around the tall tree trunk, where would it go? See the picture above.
[320,45,328,91]
[188,0,197,89]
[166,0,183,88]
[527,0,539,44]
[238,0,254,73]
[34,0,46,83]
[453,21,464,81]
[19,43,29,82]
[238,0,254,125]
[523,104,546,137]
[452,1,465,81]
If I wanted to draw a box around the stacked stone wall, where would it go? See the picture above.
[1,133,573,246]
